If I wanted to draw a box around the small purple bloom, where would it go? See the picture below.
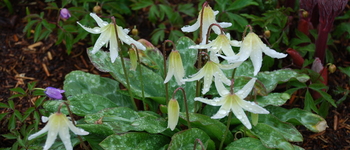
[60,8,71,19]
[45,87,65,99]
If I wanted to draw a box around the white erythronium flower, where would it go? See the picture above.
[167,98,180,131]
[183,52,242,94]
[194,78,269,129]
[181,2,232,45]
[219,32,287,75]
[164,50,185,85]
[189,33,241,57]
[28,113,89,150]
[77,13,146,63]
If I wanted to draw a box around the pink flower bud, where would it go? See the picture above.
[60,8,71,19]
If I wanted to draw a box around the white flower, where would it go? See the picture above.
[77,13,146,63]
[219,32,287,75]
[167,99,180,131]
[183,53,242,94]
[164,50,185,85]
[28,113,89,150]
[181,2,231,45]
[194,78,269,129]
[189,33,240,57]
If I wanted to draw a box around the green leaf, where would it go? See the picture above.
[78,124,114,137]
[23,20,38,33]
[22,107,35,122]
[305,90,319,113]
[87,47,166,102]
[0,112,9,121]
[168,128,215,150]
[178,4,195,17]
[258,114,303,142]
[10,87,26,94]
[68,94,118,116]
[225,137,271,150]
[266,106,327,132]
[2,133,17,140]
[34,23,42,42]
[338,66,350,77]
[34,97,46,107]
[227,0,258,11]
[100,132,169,150]
[131,111,167,134]
[250,123,294,149]
[131,0,153,10]
[0,102,9,108]
[256,93,290,107]
[84,107,141,133]
[8,100,15,109]
[64,71,133,108]
[257,69,310,92]
[179,112,234,145]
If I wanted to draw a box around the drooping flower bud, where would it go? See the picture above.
[45,87,65,99]
[129,48,138,71]
[167,99,180,131]
[60,8,71,19]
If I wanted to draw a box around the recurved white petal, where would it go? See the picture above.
[236,78,256,98]
[90,13,108,27]
[194,96,225,106]
[76,22,103,34]
[249,49,263,75]
[181,20,200,32]
[67,122,89,135]
[58,125,72,150]
[231,100,252,129]
[238,99,269,114]
[211,98,231,119]
[214,77,230,96]
[91,26,112,54]
[43,127,59,150]
[260,44,287,58]
[117,26,146,50]
[109,31,119,62]
[28,125,49,140]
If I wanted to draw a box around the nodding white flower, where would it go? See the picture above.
[28,113,89,150]
[189,33,241,57]
[181,2,231,45]
[77,13,146,63]
[194,78,269,129]
[167,99,180,131]
[183,53,242,94]
[219,32,287,75]
[164,50,185,85]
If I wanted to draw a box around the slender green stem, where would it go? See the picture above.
[135,45,146,110]
[219,112,232,150]
[111,17,137,110]
[173,87,191,129]
[193,138,205,150]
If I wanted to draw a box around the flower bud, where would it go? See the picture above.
[264,30,271,38]
[60,8,71,19]
[327,63,336,73]
[167,99,180,131]
[93,5,102,14]
[302,10,309,18]
[131,27,139,36]
[45,87,65,99]
[129,48,138,71]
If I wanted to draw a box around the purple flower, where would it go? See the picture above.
[45,87,65,99]
[60,8,71,19]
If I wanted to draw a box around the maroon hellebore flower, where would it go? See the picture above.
[60,8,71,19]
[298,0,317,35]
[45,87,65,99]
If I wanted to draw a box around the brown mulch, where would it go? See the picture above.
[1,1,350,149]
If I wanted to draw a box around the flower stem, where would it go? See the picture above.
[173,87,191,129]
[111,16,137,110]
[132,44,146,110]
[219,112,232,150]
